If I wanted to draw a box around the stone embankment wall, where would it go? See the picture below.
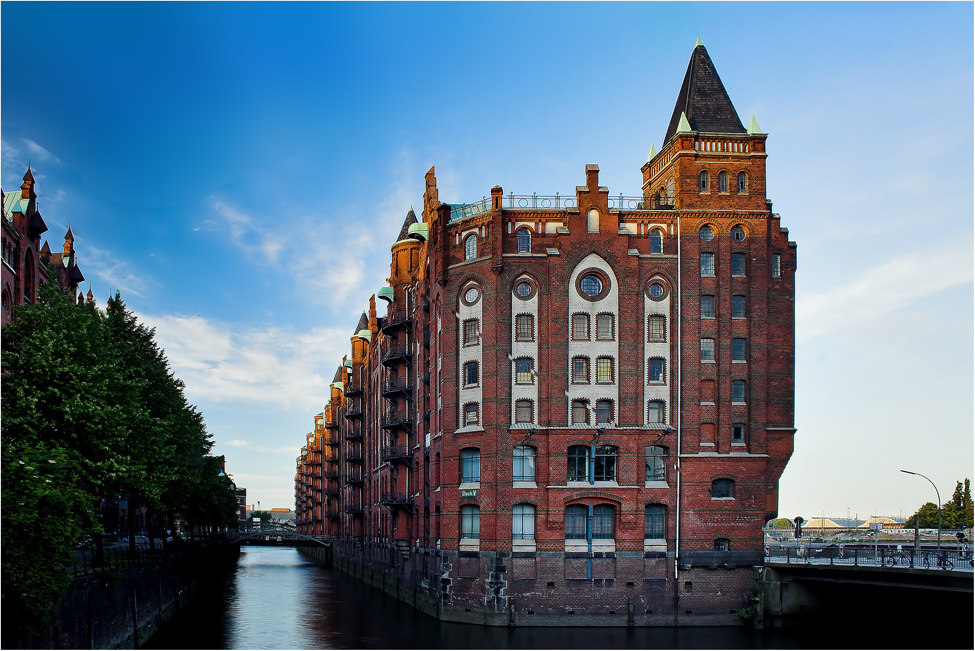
[8,542,239,649]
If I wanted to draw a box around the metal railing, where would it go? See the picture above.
[765,545,973,571]
[448,194,673,221]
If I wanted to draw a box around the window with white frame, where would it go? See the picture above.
[512,504,535,539]
[772,254,781,278]
[461,505,480,539]
[464,234,477,260]
[513,446,536,482]
[464,403,479,426]
[460,448,480,484]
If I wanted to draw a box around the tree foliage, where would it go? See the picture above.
[1,281,238,633]
[903,479,973,529]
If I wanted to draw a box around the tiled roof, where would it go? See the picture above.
[354,312,368,334]
[664,43,746,145]
[395,208,417,243]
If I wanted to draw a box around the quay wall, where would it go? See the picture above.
[6,542,239,649]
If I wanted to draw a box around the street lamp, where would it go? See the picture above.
[900,469,941,552]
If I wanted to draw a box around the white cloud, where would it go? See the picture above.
[140,311,349,412]
[85,245,155,298]
[796,240,974,342]
[209,199,286,264]
[23,138,60,164]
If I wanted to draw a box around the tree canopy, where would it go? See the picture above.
[1,280,238,633]
[903,479,973,529]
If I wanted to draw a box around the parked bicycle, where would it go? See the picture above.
[923,551,953,570]
[882,550,914,567]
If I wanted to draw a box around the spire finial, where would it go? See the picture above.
[747,115,763,134]
[695,36,704,47]
[647,143,658,162]
[677,112,692,133]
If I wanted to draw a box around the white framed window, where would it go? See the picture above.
[513,446,536,482]
[464,234,477,260]
[513,504,535,540]
[596,357,614,384]
[461,505,480,539]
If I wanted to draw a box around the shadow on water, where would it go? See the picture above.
[146,546,971,650]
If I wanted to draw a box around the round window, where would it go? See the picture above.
[731,225,746,242]
[647,282,666,300]
[463,286,480,304]
[699,225,715,242]
[515,281,533,298]
[580,274,603,297]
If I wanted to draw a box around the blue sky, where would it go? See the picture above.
[3,2,972,519]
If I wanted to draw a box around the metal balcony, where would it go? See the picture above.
[345,384,363,397]
[380,410,414,431]
[381,444,413,464]
[343,505,364,516]
[345,428,363,441]
[381,377,414,397]
[345,451,364,464]
[381,343,412,367]
[381,492,414,510]
[381,309,412,333]
[347,473,364,485]
[345,402,364,419]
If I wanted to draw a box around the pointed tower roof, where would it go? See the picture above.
[354,311,369,334]
[663,41,746,145]
[332,366,344,383]
[395,208,418,243]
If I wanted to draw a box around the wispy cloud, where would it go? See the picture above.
[85,245,155,298]
[797,241,974,342]
[141,312,349,413]
[209,199,286,264]
[23,138,61,164]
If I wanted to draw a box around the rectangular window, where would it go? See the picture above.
[567,446,589,482]
[772,254,781,278]
[732,423,746,445]
[595,399,613,424]
[648,359,664,383]
[647,400,665,424]
[514,358,533,384]
[592,504,615,538]
[515,314,533,341]
[572,357,589,383]
[515,399,532,424]
[701,295,715,319]
[572,314,589,340]
[596,314,614,340]
[732,295,746,318]
[565,504,588,539]
[647,315,666,342]
[645,504,666,539]
[571,400,589,425]
[512,504,535,539]
[596,357,614,383]
[700,252,715,276]
[460,449,480,483]
[645,446,667,482]
[732,380,746,404]
[463,319,479,345]
[513,446,536,482]
[701,338,715,362]
[732,338,746,362]
[593,445,617,482]
[461,505,480,539]
[464,361,479,386]
[731,252,746,277]
[464,403,479,426]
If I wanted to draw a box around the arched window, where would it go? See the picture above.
[737,172,748,193]
[513,504,535,540]
[718,171,729,193]
[698,171,710,192]
[464,234,477,260]
[592,504,616,538]
[714,538,730,551]
[565,504,587,539]
[517,227,531,253]
[650,228,663,254]
[587,209,600,233]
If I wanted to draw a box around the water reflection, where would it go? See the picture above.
[146,545,958,650]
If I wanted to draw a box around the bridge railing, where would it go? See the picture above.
[766,544,973,571]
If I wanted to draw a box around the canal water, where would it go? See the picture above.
[143,545,940,649]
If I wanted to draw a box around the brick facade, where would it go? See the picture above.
[296,43,796,625]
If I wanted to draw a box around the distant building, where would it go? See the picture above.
[2,166,90,324]
[296,42,797,625]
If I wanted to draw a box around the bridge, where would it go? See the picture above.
[232,528,331,548]
[762,544,973,629]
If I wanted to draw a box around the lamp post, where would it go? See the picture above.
[901,469,941,552]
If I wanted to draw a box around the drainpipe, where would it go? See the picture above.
[587,502,594,579]
[673,211,683,623]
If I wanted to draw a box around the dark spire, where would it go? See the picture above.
[395,208,418,242]
[354,311,368,334]
[332,366,344,383]
[663,41,746,145]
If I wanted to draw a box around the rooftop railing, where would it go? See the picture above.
[447,194,671,221]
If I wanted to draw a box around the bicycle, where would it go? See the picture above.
[883,551,913,567]
[923,551,953,570]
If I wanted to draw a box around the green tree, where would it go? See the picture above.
[903,479,974,529]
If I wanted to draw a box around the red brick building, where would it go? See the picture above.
[2,166,89,324]
[296,42,796,625]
